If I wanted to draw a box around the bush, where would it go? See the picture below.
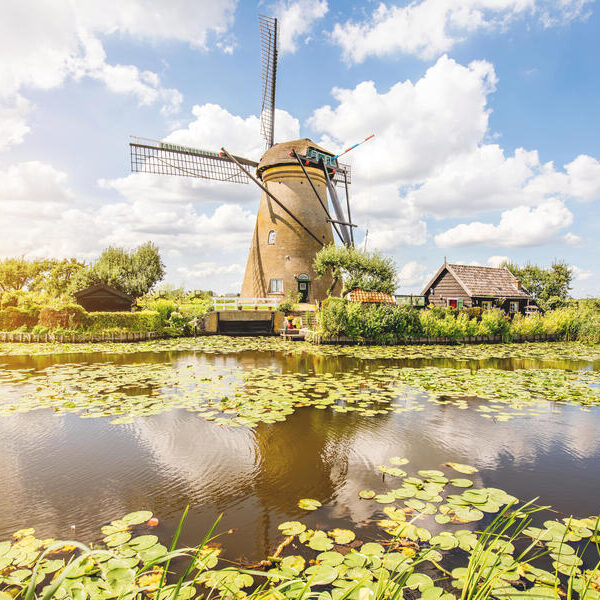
[38,304,87,330]
[85,311,162,333]
[318,299,422,343]
[477,309,510,337]
[141,299,177,324]
[510,313,543,337]
[539,307,580,339]
[0,306,39,331]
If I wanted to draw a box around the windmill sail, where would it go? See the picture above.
[129,137,257,184]
[259,15,278,150]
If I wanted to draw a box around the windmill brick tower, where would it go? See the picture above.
[129,16,358,304]
[241,139,341,303]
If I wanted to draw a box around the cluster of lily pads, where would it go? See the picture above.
[2,460,599,600]
[1,351,599,426]
[1,338,599,364]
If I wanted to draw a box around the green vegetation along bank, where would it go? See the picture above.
[315,300,600,344]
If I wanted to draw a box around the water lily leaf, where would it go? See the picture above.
[450,478,473,488]
[122,511,153,525]
[445,462,479,474]
[317,551,344,567]
[308,532,334,552]
[405,573,434,591]
[389,457,409,466]
[360,543,385,558]
[358,490,376,499]
[328,529,355,545]
[278,521,306,536]
[430,534,458,550]
[128,535,158,550]
[305,565,338,585]
[103,532,131,547]
[281,555,305,575]
[298,498,322,511]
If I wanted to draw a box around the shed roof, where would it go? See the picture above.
[257,138,332,178]
[421,264,532,299]
[74,283,134,301]
[346,289,396,304]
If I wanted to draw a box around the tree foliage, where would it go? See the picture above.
[313,244,397,296]
[505,261,573,310]
[70,242,165,298]
[0,257,85,295]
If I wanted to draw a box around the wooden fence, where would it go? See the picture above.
[0,331,163,344]
[307,333,561,346]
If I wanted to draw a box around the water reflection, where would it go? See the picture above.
[0,349,599,563]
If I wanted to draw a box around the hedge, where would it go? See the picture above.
[38,305,87,329]
[85,311,162,333]
[0,307,39,331]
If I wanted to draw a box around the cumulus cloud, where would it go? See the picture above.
[571,265,592,281]
[272,0,328,54]
[397,261,429,288]
[486,255,510,267]
[0,0,237,148]
[330,0,593,63]
[308,53,600,252]
[434,199,574,247]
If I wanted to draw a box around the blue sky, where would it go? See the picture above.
[1,0,599,295]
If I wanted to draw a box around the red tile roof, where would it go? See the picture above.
[346,289,396,304]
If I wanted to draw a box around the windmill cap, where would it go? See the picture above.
[257,138,333,179]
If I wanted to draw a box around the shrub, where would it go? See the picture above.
[540,307,580,339]
[0,306,39,331]
[38,304,88,330]
[85,311,162,333]
[477,309,510,337]
[31,325,49,335]
[141,299,177,324]
[510,313,543,337]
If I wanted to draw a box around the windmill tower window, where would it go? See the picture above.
[269,279,283,293]
[267,230,276,244]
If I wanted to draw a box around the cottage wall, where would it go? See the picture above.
[424,270,471,308]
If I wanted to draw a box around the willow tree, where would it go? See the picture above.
[313,244,397,297]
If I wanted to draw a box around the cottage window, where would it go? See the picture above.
[482,300,492,311]
[509,301,519,314]
[269,279,283,293]
[268,230,276,244]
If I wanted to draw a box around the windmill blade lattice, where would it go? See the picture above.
[259,15,278,150]
[129,137,257,184]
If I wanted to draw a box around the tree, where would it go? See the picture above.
[0,257,41,291]
[313,244,397,297]
[505,261,573,310]
[70,242,165,298]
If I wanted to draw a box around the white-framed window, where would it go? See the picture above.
[269,279,283,293]
[482,300,492,310]
[509,301,519,313]
[267,230,276,244]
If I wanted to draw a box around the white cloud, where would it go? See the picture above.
[272,0,328,54]
[0,95,32,151]
[563,232,583,246]
[308,53,600,252]
[330,0,592,63]
[571,265,592,281]
[309,56,497,184]
[398,261,429,287]
[434,199,573,247]
[486,255,510,267]
[0,0,237,149]
[164,104,300,160]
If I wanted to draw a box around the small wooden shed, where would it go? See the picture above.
[421,263,533,314]
[74,284,134,312]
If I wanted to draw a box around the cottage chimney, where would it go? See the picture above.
[515,279,522,290]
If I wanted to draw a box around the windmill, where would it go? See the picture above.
[129,16,371,304]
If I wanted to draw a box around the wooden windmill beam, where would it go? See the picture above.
[343,169,355,246]
[220,147,324,247]
[291,150,345,245]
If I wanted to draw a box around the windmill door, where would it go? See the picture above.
[297,274,310,303]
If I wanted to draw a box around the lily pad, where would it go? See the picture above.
[298,498,322,511]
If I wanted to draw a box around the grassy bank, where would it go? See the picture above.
[316,299,600,344]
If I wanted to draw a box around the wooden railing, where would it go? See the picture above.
[212,297,279,311]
